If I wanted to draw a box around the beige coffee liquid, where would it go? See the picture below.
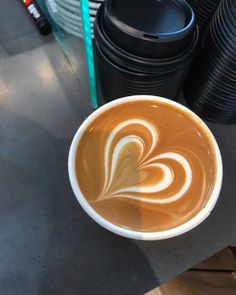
[75,99,217,232]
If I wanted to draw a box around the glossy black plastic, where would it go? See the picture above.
[94,0,198,103]
[186,0,221,32]
[95,5,198,74]
[104,0,195,58]
[184,0,236,124]
[94,38,191,102]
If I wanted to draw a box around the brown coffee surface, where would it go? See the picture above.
[75,99,217,232]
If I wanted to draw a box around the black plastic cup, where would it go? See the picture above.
[103,0,195,58]
[94,39,189,100]
[192,104,236,125]
[186,0,221,33]
[199,61,236,96]
[94,0,198,103]
[95,6,199,74]
[184,0,236,124]
[186,45,236,107]
[212,8,236,50]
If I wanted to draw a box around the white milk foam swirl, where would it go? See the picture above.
[97,119,192,204]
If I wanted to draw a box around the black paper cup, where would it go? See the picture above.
[94,0,198,103]
[95,4,198,74]
[186,0,221,33]
[103,0,195,58]
[184,0,236,124]
[94,40,188,101]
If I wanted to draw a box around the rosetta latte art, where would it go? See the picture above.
[96,119,192,204]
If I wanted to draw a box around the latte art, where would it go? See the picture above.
[98,119,192,204]
[75,99,217,232]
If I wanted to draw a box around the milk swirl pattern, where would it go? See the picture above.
[96,119,192,204]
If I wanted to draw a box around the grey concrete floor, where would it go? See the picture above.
[1,1,236,295]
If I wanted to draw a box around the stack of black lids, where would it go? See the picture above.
[185,0,236,124]
[186,0,221,33]
[94,0,198,102]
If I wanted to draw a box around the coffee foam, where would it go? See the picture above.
[75,99,216,232]
[98,119,192,204]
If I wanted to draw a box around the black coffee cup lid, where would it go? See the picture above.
[103,0,195,58]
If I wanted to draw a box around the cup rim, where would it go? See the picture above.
[68,95,223,240]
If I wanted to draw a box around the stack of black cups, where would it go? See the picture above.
[186,0,221,33]
[185,0,236,124]
[94,0,198,103]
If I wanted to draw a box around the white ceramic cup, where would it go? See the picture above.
[68,95,223,240]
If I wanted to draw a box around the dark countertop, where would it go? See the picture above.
[0,1,236,295]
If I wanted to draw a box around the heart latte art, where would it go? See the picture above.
[100,119,192,204]
[75,100,216,232]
